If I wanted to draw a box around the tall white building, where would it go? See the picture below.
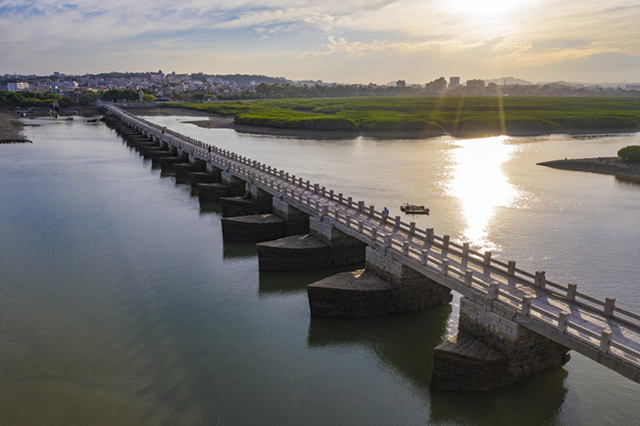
[449,77,460,90]
[7,82,30,92]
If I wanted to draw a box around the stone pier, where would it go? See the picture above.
[174,163,195,180]
[273,196,309,236]
[188,171,216,187]
[206,163,223,182]
[430,294,571,391]
[309,217,366,267]
[256,234,331,271]
[221,214,287,242]
[221,171,247,196]
[255,216,365,271]
[159,157,184,171]
[220,197,268,217]
[198,183,231,202]
[307,246,452,317]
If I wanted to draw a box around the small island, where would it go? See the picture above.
[538,146,640,179]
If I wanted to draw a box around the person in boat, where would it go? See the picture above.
[382,207,389,224]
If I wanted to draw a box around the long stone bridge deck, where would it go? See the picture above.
[101,102,640,390]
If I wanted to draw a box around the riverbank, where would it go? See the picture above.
[183,118,360,138]
[538,157,640,179]
[183,117,640,139]
[0,112,25,141]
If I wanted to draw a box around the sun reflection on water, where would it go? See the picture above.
[449,136,516,251]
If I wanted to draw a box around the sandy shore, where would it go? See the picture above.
[538,157,640,179]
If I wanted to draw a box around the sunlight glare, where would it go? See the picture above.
[447,0,537,16]
[449,136,517,251]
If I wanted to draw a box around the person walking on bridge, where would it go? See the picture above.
[382,207,389,224]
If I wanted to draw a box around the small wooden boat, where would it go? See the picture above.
[400,204,429,215]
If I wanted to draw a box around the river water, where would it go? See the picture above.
[1,114,639,425]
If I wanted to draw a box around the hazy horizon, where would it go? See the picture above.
[2,1,639,84]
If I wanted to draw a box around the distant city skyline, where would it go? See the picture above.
[1,0,639,84]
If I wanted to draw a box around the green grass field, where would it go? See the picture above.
[169,97,640,135]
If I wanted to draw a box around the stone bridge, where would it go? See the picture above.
[100,102,640,391]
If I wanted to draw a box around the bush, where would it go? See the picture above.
[618,146,640,162]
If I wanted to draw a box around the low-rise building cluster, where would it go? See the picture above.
[0,70,260,103]
[1,71,639,103]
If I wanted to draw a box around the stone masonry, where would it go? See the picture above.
[273,196,310,236]
[430,294,571,391]
[307,246,452,317]
[310,217,365,267]
[365,246,452,313]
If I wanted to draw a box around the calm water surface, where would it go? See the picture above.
[1,115,639,425]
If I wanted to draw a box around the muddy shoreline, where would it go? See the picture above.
[0,112,26,141]
[538,157,640,179]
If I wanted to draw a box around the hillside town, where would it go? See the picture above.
[2,70,640,104]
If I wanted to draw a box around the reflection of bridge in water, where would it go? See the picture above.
[101,101,640,391]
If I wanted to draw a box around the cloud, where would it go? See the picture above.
[312,35,527,58]
[0,0,639,82]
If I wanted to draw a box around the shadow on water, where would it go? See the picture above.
[223,240,257,259]
[258,263,364,296]
[429,367,568,426]
[307,303,452,388]
[615,175,640,188]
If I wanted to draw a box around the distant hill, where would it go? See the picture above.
[485,77,533,86]
[536,81,640,89]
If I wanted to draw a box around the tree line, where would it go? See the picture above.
[217,83,422,100]
[0,91,71,108]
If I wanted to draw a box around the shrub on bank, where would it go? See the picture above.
[618,146,640,162]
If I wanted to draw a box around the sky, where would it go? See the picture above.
[1,0,639,84]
